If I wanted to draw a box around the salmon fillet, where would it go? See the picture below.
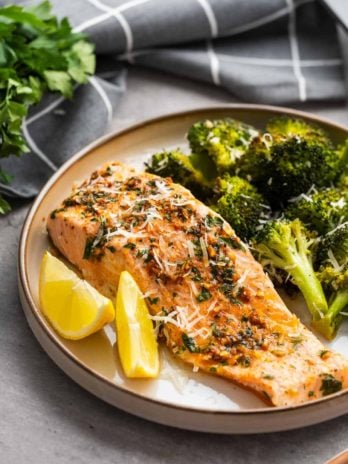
[47,162,348,406]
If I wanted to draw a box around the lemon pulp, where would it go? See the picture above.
[116,271,159,378]
[39,251,114,339]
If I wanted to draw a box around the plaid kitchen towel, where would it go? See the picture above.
[0,0,347,199]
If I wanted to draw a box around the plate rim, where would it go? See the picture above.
[18,103,348,420]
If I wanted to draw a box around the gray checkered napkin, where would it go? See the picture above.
[1,0,346,199]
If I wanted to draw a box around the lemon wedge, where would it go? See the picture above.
[116,271,159,378]
[39,251,115,340]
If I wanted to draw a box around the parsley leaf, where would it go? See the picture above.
[320,374,342,396]
[182,333,200,353]
[0,1,96,213]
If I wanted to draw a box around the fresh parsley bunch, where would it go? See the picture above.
[0,1,96,214]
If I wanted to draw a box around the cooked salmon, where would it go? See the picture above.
[47,162,348,406]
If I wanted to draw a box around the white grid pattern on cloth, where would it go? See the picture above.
[217,55,342,67]
[25,70,127,129]
[26,79,114,129]
[196,0,218,37]
[195,0,221,86]
[226,0,314,36]
[18,77,115,184]
[89,77,114,126]
[119,48,342,69]
[84,0,135,54]
[286,0,307,101]
[206,41,221,85]
[22,122,58,172]
[26,95,66,126]
[74,0,152,34]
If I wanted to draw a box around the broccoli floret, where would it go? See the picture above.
[253,218,330,336]
[235,133,273,185]
[187,118,258,175]
[338,174,348,189]
[145,150,212,200]
[285,187,348,235]
[316,223,348,267]
[270,138,339,203]
[213,174,271,242]
[335,139,347,189]
[266,116,330,144]
[315,223,348,339]
[337,138,348,172]
[237,117,341,206]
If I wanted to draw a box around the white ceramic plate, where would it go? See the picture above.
[18,105,348,433]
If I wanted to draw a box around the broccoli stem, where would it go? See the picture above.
[255,219,332,337]
[329,289,348,318]
[311,290,347,340]
[258,239,328,319]
[291,222,329,319]
[290,258,329,319]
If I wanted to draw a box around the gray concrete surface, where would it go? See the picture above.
[1,68,348,464]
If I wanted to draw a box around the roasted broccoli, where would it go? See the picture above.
[337,138,348,172]
[252,219,330,336]
[266,116,330,144]
[187,118,258,174]
[338,174,348,189]
[337,173,348,189]
[315,223,348,339]
[235,132,272,185]
[145,149,212,200]
[213,174,271,242]
[237,117,341,206]
[334,139,347,189]
[285,187,348,235]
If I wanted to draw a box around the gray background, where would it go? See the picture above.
[1,68,348,464]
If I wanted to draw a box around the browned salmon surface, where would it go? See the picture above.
[47,162,348,406]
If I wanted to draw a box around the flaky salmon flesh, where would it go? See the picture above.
[47,162,348,406]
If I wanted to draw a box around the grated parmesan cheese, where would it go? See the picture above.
[327,249,343,272]
[199,236,209,267]
[152,249,164,271]
[326,221,348,237]
[189,281,199,296]
[187,240,195,258]
[106,229,145,240]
